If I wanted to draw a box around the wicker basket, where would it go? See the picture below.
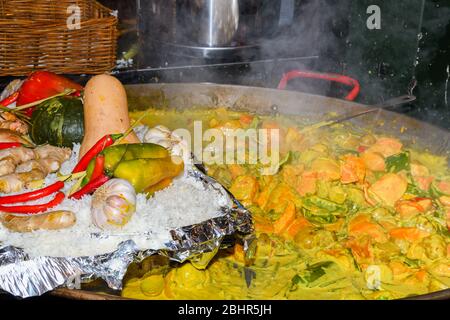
[0,0,118,76]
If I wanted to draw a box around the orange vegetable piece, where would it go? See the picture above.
[395,198,432,219]
[255,223,274,234]
[348,215,387,243]
[229,175,259,205]
[446,207,450,231]
[273,202,296,234]
[239,114,254,126]
[283,127,305,152]
[310,158,341,181]
[285,217,312,238]
[346,237,374,265]
[253,216,274,234]
[410,163,430,177]
[414,176,434,192]
[361,152,386,172]
[389,227,430,242]
[437,180,450,195]
[415,270,428,282]
[233,244,245,262]
[295,171,317,196]
[340,155,366,184]
[389,261,411,276]
[368,173,408,206]
[366,137,403,157]
[228,164,246,179]
[264,183,301,213]
[281,164,304,188]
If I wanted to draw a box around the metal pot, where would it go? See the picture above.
[190,0,240,47]
[126,83,450,160]
[47,83,450,300]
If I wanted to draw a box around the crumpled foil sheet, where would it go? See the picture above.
[0,164,254,298]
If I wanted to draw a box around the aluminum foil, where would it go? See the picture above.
[0,163,254,298]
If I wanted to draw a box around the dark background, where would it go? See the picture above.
[100,0,450,129]
[1,0,448,129]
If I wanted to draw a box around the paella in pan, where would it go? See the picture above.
[0,74,448,300]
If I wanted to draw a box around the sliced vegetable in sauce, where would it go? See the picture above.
[122,107,450,300]
[385,152,410,173]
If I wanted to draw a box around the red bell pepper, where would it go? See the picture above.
[16,71,83,116]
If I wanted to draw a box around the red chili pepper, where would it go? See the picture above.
[0,181,64,205]
[0,92,19,107]
[69,174,110,200]
[0,191,65,215]
[90,154,105,182]
[72,134,122,173]
[0,142,22,150]
[16,71,83,116]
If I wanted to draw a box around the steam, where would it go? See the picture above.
[99,0,450,130]
[255,0,352,96]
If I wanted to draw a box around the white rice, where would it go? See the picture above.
[0,139,229,258]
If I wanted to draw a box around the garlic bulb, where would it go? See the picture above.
[91,179,136,230]
[144,125,191,166]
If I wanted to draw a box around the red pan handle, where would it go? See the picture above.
[277,70,361,101]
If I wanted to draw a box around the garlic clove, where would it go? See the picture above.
[91,179,136,230]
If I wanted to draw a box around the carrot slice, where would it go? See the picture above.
[389,227,430,242]
[273,201,296,234]
[285,217,311,238]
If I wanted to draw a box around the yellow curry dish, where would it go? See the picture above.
[122,107,450,300]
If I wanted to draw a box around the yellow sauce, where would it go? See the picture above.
[123,107,450,300]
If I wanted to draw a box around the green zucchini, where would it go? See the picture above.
[31,96,84,147]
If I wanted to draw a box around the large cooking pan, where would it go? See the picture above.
[126,82,450,160]
[4,82,449,300]
[124,82,450,300]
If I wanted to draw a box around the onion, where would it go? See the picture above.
[91,178,136,230]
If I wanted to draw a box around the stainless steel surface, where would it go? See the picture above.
[303,95,417,132]
[137,0,289,63]
[148,40,258,60]
[197,0,240,47]
[126,83,450,161]
[117,56,319,73]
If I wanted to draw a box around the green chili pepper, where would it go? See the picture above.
[113,157,184,193]
[82,143,171,185]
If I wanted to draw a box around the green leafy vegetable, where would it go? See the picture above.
[303,209,337,224]
[406,183,430,197]
[291,261,336,288]
[385,152,410,173]
[303,196,347,213]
